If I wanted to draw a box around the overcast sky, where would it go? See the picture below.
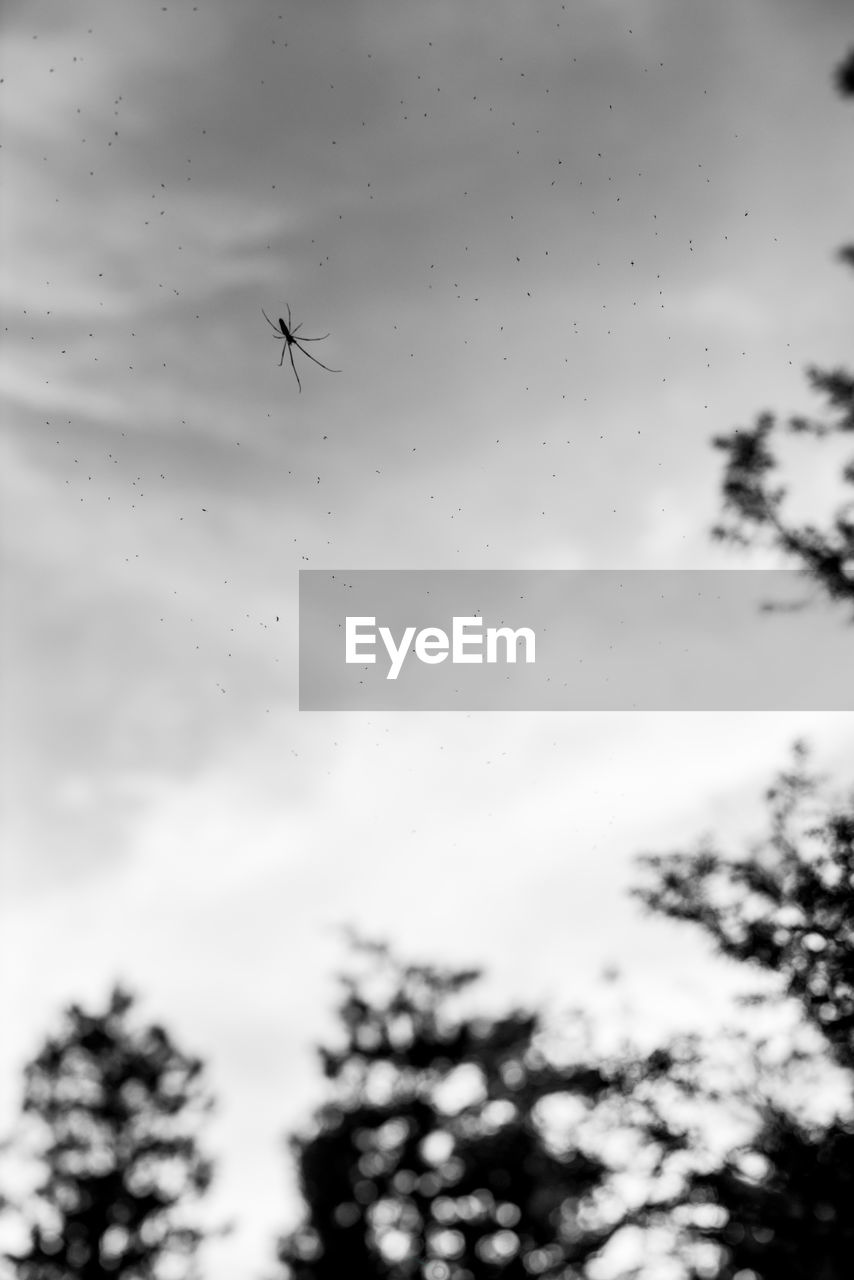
[3,1,854,1276]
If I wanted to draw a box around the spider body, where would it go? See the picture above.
[262,305,339,392]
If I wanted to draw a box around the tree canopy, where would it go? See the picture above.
[712,49,854,611]
[6,986,214,1280]
[635,747,854,1278]
[276,939,681,1280]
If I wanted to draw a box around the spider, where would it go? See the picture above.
[261,305,340,392]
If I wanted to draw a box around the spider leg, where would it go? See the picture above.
[279,342,287,367]
[292,338,340,374]
[293,332,330,342]
[261,308,281,332]
[287,343,303,392]
[286,303,293,331]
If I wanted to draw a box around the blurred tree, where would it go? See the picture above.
[277,939,681,1280]
[712,49,854,609]
[686,44,854,1278]
[5,986,214,1280]
[635,745,854,1278]
[683,1108,854,1280]
[637,744,854,1071]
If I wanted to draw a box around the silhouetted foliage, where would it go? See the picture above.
[277,939,681,1280]
[697,49,854,1272]
[6,986,214,1280]
[636,745,854,1071]
[686,1108,854,1280]
[635,747,854,1277]
[712,52,854,608]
